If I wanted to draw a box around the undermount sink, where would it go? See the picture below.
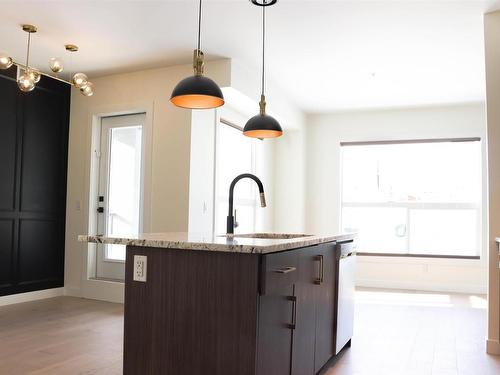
[221,233,314,240]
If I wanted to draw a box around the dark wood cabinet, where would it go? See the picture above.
[257,250,299,375]
[291,243,337,375]
[0,66,70,296]
[292,247,319,375]
[124,240,352,375]
[313,243,337,373]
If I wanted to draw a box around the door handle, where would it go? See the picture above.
[315,255,324,285]
[286,295,297,330]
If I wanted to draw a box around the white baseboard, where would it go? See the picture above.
[63,286,82,298]
[0,288,64,307]
[487,339,500,355]
[82,279,124,304]
[356,279,487,294]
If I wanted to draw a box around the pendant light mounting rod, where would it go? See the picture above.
[259,94,266,115]
[193,49,204,76]
[23,25,36,70]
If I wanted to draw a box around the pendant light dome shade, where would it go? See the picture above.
[170,75,224,109]
[170,0,224,109]
[243,113,282,138]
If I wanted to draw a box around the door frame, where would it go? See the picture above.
[80,101,153,303]
[95,113,146,281]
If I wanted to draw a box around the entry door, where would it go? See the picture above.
[96,113,145,281]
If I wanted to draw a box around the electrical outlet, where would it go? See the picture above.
[133,255,147,282]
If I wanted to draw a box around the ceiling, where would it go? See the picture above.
[0,0,498,113]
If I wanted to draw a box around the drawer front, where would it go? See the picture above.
[260,250,299,295]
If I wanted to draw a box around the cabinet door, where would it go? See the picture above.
[257,251,298,375]
[291,248,318,375]
[257,286,295,375]
[314,243,337,373]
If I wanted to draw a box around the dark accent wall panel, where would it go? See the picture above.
[0,66,70,296]
[21,89,66,213]
[0,220,14,287]
[18,219,59,284]
[0,75,17,211]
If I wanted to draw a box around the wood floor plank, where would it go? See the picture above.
[0,297,123,375]
[0,290,498,375]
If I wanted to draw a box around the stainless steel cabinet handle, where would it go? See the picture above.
[273,266,296,274]
[287,295,297,330]
[315,255,324,285]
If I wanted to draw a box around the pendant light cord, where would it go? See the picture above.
[261,4,266,96]
[197,0,202,53]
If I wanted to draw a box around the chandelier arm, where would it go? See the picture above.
[12,60,74,86]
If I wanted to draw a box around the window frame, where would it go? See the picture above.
[340,137,482,260]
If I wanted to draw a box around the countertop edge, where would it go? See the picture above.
[78,233,356,255]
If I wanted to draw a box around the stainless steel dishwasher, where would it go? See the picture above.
[335,241,356,354]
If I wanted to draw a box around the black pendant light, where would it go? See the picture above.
[244,0,283,139]
[170,0,224,109]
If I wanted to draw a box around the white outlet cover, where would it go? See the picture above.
[133,255,147,282]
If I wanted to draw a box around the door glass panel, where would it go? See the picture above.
[105,126,143,261]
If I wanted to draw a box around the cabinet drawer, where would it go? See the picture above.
[260,250,299,295]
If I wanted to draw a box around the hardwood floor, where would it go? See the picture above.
[0,297,123,374]
[0,289,498,375]
[322,288,500,375]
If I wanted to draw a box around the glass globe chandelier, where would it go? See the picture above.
[0,24,94,97]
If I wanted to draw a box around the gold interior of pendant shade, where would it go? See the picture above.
[243,129,283,139]
[170,94,224,109]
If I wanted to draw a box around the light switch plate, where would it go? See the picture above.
[133,255,147,282]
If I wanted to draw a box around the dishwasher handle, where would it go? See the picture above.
[340,251,356,259]
[337,241,356,259]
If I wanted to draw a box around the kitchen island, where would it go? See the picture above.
[79,232,356,375]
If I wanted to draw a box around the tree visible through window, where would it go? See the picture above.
[341,139,481,257]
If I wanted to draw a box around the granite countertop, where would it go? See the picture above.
[78,232,356,254]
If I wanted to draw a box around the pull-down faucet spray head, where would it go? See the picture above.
[260,192,267,208]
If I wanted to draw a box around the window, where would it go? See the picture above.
[340,139,481,258]
[214,120,259,234]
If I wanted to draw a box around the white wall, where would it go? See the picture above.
[188,109,217,234]
[484,10,500,355]
[306,103,487,294]
[65,59,231,300]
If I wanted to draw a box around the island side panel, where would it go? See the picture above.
[123,246,260,375]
